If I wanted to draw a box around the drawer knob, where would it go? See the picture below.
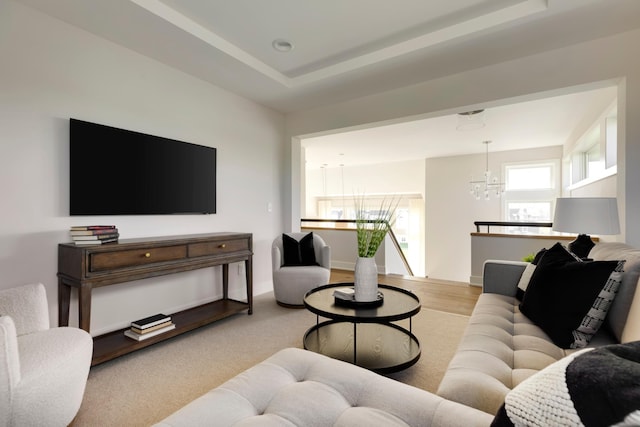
[144,252,151,258]
[219,244,226,249]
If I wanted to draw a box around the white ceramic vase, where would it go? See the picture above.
[354,256,378,302]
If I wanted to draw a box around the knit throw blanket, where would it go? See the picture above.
[492,341,640,427]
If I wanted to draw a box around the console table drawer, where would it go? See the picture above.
[89,245,187,272]
[189,238,250,258]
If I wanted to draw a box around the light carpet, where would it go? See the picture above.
[71,292,469,426]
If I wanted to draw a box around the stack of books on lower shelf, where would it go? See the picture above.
[124,313,175,341]
[70,225,119,245]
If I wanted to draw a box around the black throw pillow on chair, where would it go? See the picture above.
[282,233,318,266]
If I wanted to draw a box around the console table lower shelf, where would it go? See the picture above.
[303,320,421,374]
[93,299,249,365]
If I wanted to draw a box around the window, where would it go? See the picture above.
[507,202,551,222]
[503,160,560,233]
[586,143,605,178]
[568,108,617,187]
[506,164,554,190]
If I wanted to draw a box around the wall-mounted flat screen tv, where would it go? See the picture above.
[70,119,216,215]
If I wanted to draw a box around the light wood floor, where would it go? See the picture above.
[329,269,481,316]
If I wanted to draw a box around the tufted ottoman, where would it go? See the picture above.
[154,348,493,427]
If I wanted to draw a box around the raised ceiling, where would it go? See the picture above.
[303,86,617,169]
[14,0,638,167]
[15,0,640,113]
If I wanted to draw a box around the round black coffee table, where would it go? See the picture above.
[303,283,421,373]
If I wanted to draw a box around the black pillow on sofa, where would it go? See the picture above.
[519,242,621,348]
[282,232,318,266]
[532,248,547,265]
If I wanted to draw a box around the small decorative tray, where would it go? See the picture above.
[334,291,384,308]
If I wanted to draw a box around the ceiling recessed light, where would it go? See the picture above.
[456,109,486,131]
[272,39,293,52]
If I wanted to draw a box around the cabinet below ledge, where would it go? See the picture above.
[57,232,253,365]
[470,232,582,286]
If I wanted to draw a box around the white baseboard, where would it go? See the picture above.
[331,261,355,271]
[469,275,483,287]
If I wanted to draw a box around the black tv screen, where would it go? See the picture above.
[70,119,216,215]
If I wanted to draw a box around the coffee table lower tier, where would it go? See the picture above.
[303,320,420,373]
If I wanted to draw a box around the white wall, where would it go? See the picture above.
[286,28,640,274]
[425,146,562,282]
[570,175,617,198]
[0,1,285,334]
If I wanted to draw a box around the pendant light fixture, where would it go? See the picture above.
[469,141,505,200]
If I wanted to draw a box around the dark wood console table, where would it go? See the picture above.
[57,232,253,365]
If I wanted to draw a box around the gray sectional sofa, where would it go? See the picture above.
[437,242,640,415]
[155,242,640,426]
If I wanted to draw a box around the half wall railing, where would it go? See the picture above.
[474,221,553,233]
[300,218,414,277]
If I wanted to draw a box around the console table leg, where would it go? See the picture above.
[58,280,71,327]
[222,264,229,300]
[245,257,253,314]
[78,285,92,333]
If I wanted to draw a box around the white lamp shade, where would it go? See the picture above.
[553,197,620,235]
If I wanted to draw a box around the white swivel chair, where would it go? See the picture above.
[0,283,93,427]
[272,232,331,307]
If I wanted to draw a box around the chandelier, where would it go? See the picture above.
[469,141,505,200]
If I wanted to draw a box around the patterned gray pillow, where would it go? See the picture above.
[572,260,625,348]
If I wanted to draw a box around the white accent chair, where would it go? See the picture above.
[0,283,93,427]
[272,233,331,307]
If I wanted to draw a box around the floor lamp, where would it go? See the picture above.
[552,197,620,259]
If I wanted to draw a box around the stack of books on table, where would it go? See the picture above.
[70,225,119,245]
[124,313,175,341]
